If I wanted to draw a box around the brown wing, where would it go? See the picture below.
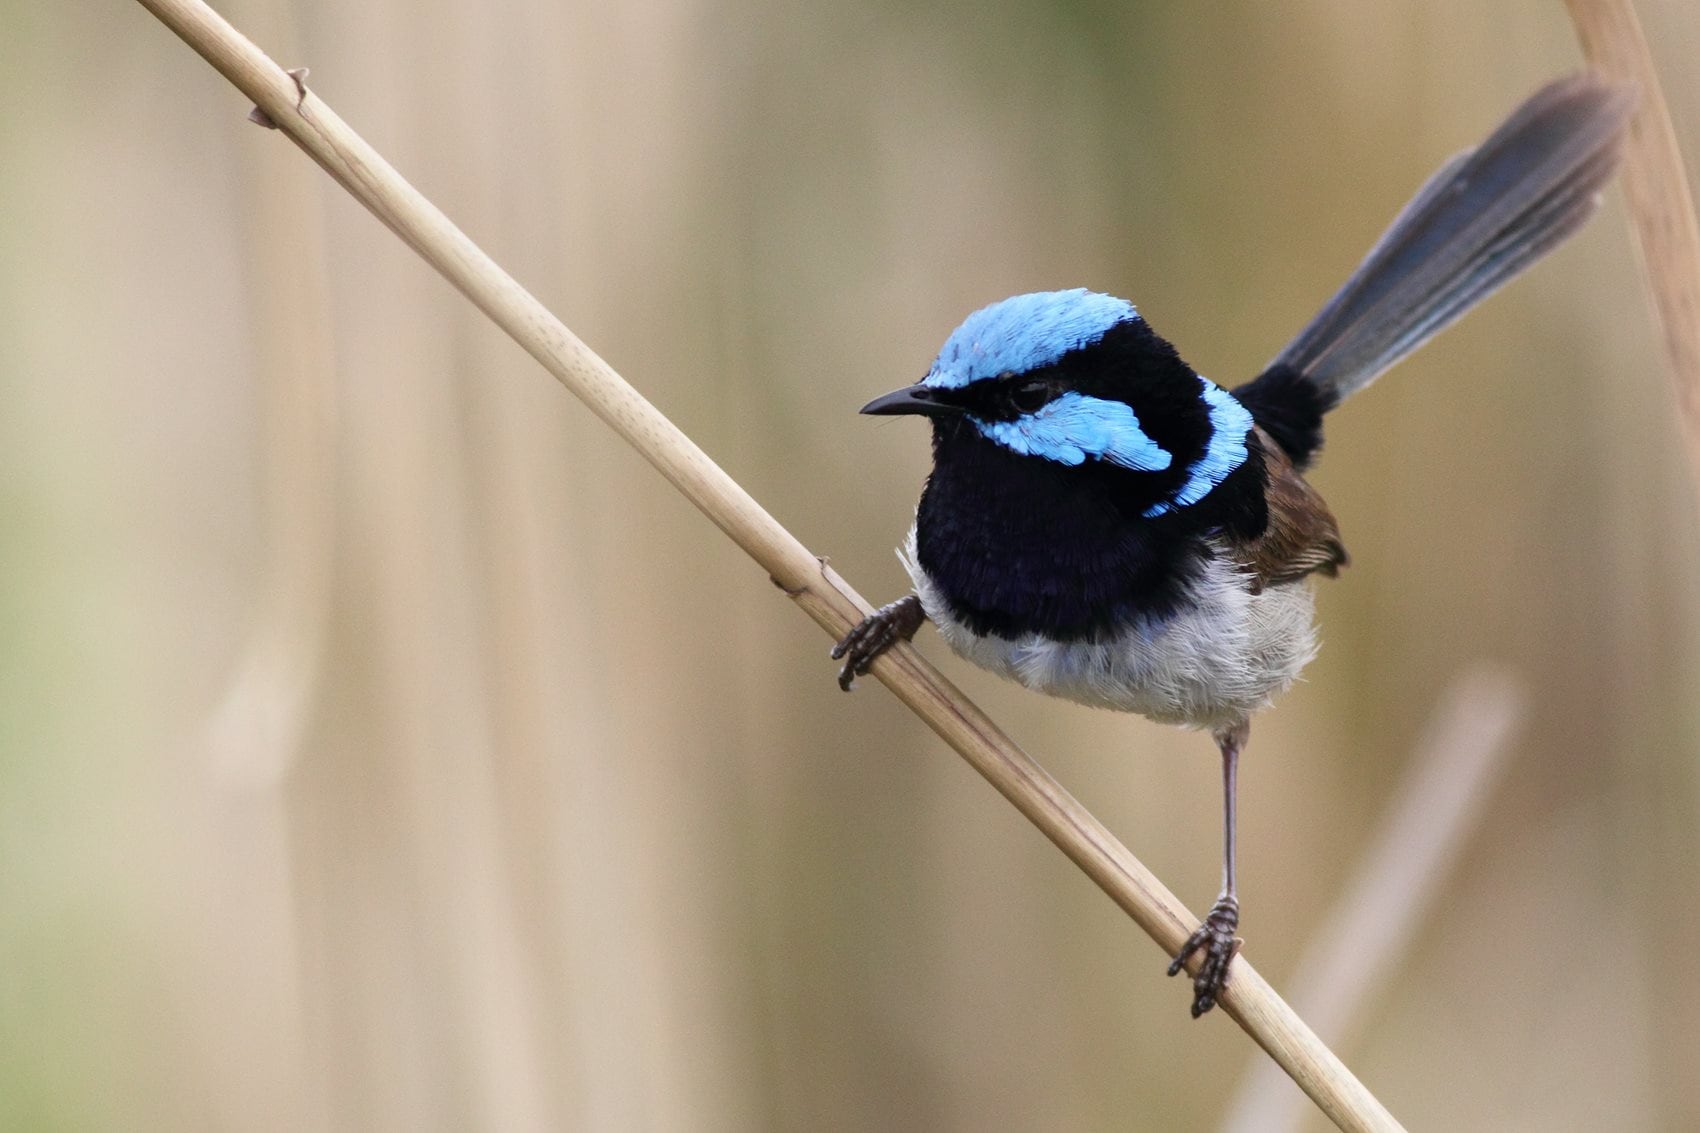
[1233,428,1348,593]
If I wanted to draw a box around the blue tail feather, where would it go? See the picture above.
[1237,74,1634,466]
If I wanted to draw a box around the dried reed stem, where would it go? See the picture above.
[1221,665,1526,1133]
[132,1,1403,1128]
[1564,0,1700,494]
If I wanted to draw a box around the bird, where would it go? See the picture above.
[830,74,1633,1018]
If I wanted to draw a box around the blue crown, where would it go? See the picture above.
[924,289,1138,389]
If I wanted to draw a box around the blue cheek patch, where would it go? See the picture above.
[974,392,1172,472]
[1142,377,1253,518]
[926,290,1138,389]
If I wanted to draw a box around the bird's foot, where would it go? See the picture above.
[831,595,925,690]
[1167,894,1241,1017]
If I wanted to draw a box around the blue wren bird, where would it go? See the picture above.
[832,75,1632,1017]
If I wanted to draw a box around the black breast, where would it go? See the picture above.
[915,421,1268,642]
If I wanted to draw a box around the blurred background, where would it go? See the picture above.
[3,1,1698,1129]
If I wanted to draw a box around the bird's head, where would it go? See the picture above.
[863,288,1256,519]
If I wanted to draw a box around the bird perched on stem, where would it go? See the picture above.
[832,75,1632,1017]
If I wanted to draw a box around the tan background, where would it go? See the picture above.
[3,2,1698,1130]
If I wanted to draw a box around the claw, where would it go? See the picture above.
[831,595,925,690]
[1168,894,1240,1017]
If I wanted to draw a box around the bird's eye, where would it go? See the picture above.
[1010,378,1052,413]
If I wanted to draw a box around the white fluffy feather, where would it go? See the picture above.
[901,525,1317,732]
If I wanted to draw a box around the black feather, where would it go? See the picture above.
[1231,364,1336,469]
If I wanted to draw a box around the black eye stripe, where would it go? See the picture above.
[945,372,1060,421]
[1009,377,1052,412]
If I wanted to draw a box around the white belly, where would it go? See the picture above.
[901,526,1317,731]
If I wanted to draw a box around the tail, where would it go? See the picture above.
[1235,74,1635,467]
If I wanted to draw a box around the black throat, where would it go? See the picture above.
[915,424,1265,641]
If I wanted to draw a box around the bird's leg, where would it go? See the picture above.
[831,595,926,690]
[1168,719,1250,1017]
